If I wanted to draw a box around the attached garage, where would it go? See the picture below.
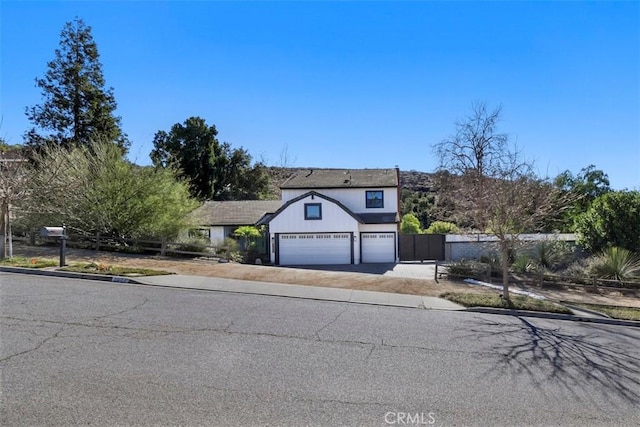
[361,232,396,263]
[277,233,353,265]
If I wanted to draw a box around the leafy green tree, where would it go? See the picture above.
[151,116,269,201]
[17,141,197,240]
[400,213,422,234]
[425,221,459,234]
[576,190,640,254]
[551,165,611,231]
[25,18,128,151]
[400,189,433,229]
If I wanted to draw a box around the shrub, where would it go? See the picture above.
[512,254,535,274]
[529,239,574,271]
[400,213,422,234]
[216,237,240,259]
[425,221,459,234]
[447,259,499,279]
[173,236,209,253]
[588,247,640,282]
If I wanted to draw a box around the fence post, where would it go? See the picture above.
[95,232,100,252]
[434,261,439,283]
[161,239,167,256]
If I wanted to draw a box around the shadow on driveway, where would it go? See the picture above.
[282,261,439,279]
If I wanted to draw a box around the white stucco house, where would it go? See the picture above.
[259,168,400,265]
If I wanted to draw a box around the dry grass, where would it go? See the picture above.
[9,243,640,308]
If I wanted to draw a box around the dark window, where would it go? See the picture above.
[366,191,384,208]
[304,203,322,220]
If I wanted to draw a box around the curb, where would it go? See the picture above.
[465,307,640,328]
[0,266,144,285]
[3,267,639,328]
[560,302,612,318]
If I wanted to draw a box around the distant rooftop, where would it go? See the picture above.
[280,168,398,189]
[190,200,282,226]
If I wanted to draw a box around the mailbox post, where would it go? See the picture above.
[40,225,67,267]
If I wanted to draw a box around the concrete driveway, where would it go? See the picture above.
[284,261,438,280]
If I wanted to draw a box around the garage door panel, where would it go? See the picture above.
[279,233,351,265]
[361,232,396,263]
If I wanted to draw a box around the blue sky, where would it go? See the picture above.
[1,1,638,190]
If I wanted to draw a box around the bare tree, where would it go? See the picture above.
[0,144,29,259]
[434,102,568,300]
[434,102,509,230]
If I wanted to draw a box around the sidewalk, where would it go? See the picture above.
[3,266,640,326]
[134,274,464,310]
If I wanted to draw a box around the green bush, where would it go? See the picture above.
[511,254,536,274]
[216,237,240,259]
[172,236,210,253]
[400,213,422,234]
[425,221,459,234]
[446,259,499,279]
[529,239,574,271]
[588,247,640,281]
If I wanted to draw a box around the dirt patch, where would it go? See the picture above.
[9,243,640,307]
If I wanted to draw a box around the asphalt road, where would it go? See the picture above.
[2,273,640,427]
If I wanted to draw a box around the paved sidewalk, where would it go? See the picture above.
[3,267,640,326]
[135,274,463,310]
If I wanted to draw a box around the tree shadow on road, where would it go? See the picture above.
[460,316,640,404]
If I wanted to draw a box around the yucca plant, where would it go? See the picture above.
[589,247,640,282]
[511,254,535,274]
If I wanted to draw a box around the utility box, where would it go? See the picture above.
[40,227,65,238]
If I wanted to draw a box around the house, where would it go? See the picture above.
[260,168,400,265]
[190,200,282,245]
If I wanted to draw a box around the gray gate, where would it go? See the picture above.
[399,234,445,261]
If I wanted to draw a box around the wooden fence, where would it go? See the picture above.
[17,233,229,258]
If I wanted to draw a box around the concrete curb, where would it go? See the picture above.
[466,307,640,328]
[3,266,638,327]
[0,267,462,311]
[0,266,143,285]
[561,303,612,318]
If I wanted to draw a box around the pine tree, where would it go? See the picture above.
[25,18,128,151]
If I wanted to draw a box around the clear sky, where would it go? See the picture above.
[1,1,639,190]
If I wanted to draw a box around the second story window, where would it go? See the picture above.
[366,190,384,208]
[304,203,322,220]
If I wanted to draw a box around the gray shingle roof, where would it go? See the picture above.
[280,168,398,189]
[190,200,282,226]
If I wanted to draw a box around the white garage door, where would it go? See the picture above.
[361,232,396,263]
[278,233,352,265]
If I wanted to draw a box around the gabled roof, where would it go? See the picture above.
[259,191,363,225]
[190,200,282,226]
[280,168,398,189]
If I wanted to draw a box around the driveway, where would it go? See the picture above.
[283,261,438,280]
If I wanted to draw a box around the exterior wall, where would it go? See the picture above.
[282,187,398,214]
[444,233,577,261]
[208,226,226,245]
[268,194,361,264]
